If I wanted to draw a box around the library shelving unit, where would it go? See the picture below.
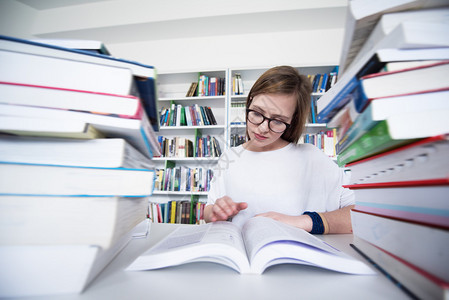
[228,66,338,150]
[153,69,228,213]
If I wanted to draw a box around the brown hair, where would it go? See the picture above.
[246,66,312,143]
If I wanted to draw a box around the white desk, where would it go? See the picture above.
[14,223,410,300]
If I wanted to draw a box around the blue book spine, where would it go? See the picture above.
[312,74,321,93]
[319,73,329,93]
[310,97,316,123]
[136,78,159,132]
[317,76,359,123]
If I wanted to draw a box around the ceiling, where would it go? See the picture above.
[16,0,113,10]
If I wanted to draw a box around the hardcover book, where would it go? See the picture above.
[0,195,148,249]
[351,210,449,283]
[352,236,449,300]
[350,184,449,229]
[0,162,155,197]
[344,135,449,185]
[30,38,112,55]
[0,115,104,139]
[0,136,154,169]
[337,111,449,166]
[318,44,449,123]
[0,81,142,117]
[0,35,159,132]
[0,103,161,158]
[360,60,449,100]
[338,0,447,74]
[0,229,133,298]
[0,49,135,96]
[335,89,449,155]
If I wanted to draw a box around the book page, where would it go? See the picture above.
[126,222,251,273]
[242,217,341,261]
[149,224,210,254]
[242,217,375,275]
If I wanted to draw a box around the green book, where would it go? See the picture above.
[337,120,416,166]
[180,106,187,126]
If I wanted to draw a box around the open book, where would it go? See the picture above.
[126,217,375,275]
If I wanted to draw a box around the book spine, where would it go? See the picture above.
[336,104,377,154]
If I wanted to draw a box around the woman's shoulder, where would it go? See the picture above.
[218,145,245,160]
[291,143,338,165]
[290,142,323,154]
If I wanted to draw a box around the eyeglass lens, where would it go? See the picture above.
[247,110,287,133]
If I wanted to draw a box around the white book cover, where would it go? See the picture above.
[0,229,132,298]
[0,195,148,249]
[338,0,447,74]
[0,50,134,96]
[0,162,155,196]
[0,81,141,116]
[0,36,155,78]
[0,136,154,169]
[352,8,449,68]
[0,103,161,158]
[351,210,449,282]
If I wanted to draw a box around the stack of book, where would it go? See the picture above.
[316,2,449,299]
[0,36,160,297]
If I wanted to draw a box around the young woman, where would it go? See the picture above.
[204,66,354,234]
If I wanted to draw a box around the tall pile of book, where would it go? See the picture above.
[0,35,160,297]
[317,2,449,299]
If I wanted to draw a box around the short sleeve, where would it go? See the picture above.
[338,169,355,207]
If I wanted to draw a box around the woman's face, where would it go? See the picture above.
[245,93,296,152]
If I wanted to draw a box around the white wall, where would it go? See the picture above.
[0,0,36,39]
[110,29,344,73]
[0,0,347,73]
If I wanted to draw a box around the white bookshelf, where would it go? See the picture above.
[154,69,228,206]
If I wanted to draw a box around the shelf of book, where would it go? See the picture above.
[152,69,228,223]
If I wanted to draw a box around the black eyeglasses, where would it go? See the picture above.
[246,109,290,133]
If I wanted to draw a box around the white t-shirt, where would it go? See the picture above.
[207,143,354,228]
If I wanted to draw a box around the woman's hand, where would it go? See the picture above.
[204,196,248,222]
[256,211,313,232]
